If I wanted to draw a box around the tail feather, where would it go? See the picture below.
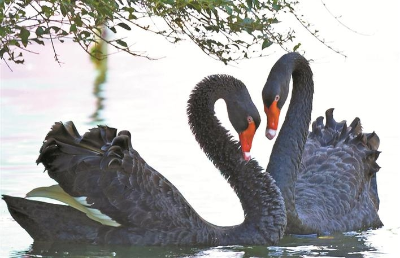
[2,195,104,243]
[366,132,380,151]
[309,109,381,160]
[307,108,381,210]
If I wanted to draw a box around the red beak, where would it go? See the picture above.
[239,120,256,161]
[264,101,280,140]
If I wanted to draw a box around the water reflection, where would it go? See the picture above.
[89,28,108,123]
[90,68,106,123]
[16,242,204,258]
[269,232,379,257]
[10,232,381,258]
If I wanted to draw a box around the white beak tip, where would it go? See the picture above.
[266,129,276,140]
[243,152,251,161]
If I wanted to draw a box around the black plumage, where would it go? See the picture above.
[3,74,286,246]
[263,53,382,234]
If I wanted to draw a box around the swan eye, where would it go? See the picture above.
[274,95,280,101]
[247,116,254,123]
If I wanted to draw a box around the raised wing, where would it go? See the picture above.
[296,109,382,231]
[37,122,205,231]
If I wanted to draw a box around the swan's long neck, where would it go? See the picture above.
[266,55,314,228]
[187,75,285,245]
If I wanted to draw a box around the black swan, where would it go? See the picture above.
[3,74,286,246]
[262,52,383,234]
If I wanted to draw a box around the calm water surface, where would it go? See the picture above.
[1,11,400,257]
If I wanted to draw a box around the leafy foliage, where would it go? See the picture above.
[0,0,337,66]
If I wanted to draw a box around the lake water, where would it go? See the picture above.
[1,3,400,256]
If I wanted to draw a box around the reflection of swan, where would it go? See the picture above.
[262,52,383,234]
[3,75,286,245]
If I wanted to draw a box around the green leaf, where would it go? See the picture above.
[74,16,83,27]
[268,18,279,24]
[117,22,131,31]
[35,26,45,36]
[8,39,20,46]
[31,38,45,45]
[51,26,60,33]
[262,38,273,49]
[109,26,117,33]
[272,0,281,10]
[246,0,253,9]
[79,31,91,39]
[225,6,233,15]
[41,6,52,18]
[19,27,30,47]
[116,39,127,48]
[128,13,137,19]
[60,3,67,16]
[60,29,68,36]
[70,24,77,33]
[293,43,301,51]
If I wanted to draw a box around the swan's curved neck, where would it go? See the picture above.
[187,75,285,245]
[266,55,314,227]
